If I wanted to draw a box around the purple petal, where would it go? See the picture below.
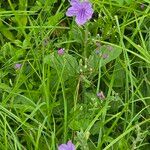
[58,48,65,55]
[58,144,68,150]
[75,9,88,25]
[82,2,93,19]
[67,141,75,150]
[86,6,93,18]
[82,1,92,8]
[70,0,80,5]
[75,1,93,25]
[67,0,93,25]
[14,63,22,69]
[85,9,93,19]
[66,6,79,16]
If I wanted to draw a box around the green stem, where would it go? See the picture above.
[84,25,89,59]
[61,80,68,142]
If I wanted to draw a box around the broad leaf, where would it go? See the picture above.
[88,45,122,71]
[44,52,78,79]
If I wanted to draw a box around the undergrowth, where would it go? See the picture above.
[0,0,150,149]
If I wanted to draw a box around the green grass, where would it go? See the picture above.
[0,0,150,149]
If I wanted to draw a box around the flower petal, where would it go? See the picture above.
[66,6,78,16]
[82,1,92,8]
[85,8,93,19]
[75,10,88,25]
[58,144,68,150]
[67,141,75,150]
[70,0,80,5]
[82,2,93,19]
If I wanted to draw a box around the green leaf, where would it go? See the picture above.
[47,12,64,26]
[69,25,83,44]
[143,0,150,3]
[90,121,101,135]
[44,52,78,79]
[19,0,27,10]
[0,83,11,91]
[22,37,31,49]
[88,45,122,71]
[0,21,14,41]
[113,60,125,87]
[18,15,27,26]
[115,0,124,5]
[125,0,132,4]
[69,120,81,130]
[13,40,22,47]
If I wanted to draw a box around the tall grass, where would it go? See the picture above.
[0,0,150,149]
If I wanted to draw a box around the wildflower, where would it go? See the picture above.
[102,54,109,59]
[97,91,105,100]
[96,41,101,47]
[140,4,145,10]
[14,63,22,69]
[42,38,49,47]
[66,0,94,25]
[58,140,75,150]
[95,49,100,54]
[58,48,65,55]
[107,45,113,51]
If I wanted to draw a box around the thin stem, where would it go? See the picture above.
[83,25,89,59]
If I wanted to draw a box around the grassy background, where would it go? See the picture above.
[0,0,150,149]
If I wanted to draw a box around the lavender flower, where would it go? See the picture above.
[58,140,75,150]
[107,45,113,51]
[14,63,22,69]
[97,91,105,100]
[102,54,109,59]
[66,0,94,25]
[140,4,145,10]
[58,48,65,55]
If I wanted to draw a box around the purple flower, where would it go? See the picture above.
[97,91,105,100]
[140,4,145,10]
[102,54,109,59]
[58,140,75,150]
[96,42,101,47]
[66,0,94,25]
[107,45,113,51]
[95,49,100,54]
[14,63,22,69]
[58,48,65,55]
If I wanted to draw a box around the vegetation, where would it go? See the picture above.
[0,0,150,149]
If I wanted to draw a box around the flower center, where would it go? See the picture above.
[79,7,86,18]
